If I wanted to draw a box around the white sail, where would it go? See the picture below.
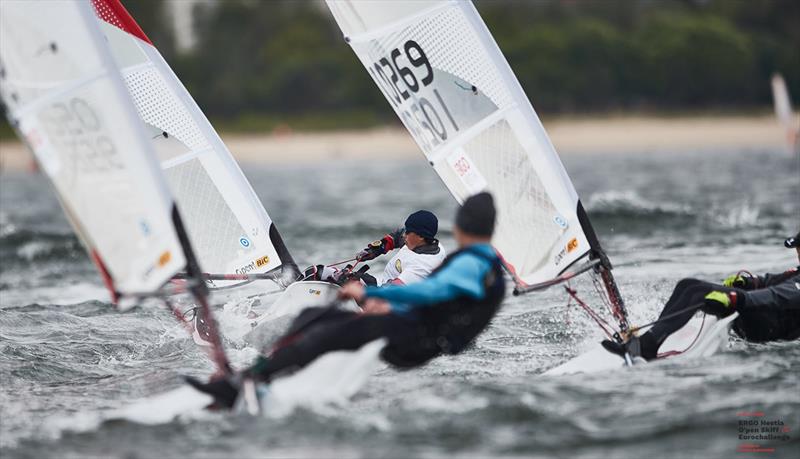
[325,0,594,286]
[771,73,799,151]
[0,0,186,295]
[89,0,296,283]
[772,74,794,128]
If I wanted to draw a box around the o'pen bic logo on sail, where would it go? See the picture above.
[142,250,173,279]
[554,238,579,266]
[235,255,270,275]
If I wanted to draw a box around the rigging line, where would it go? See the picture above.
[594,274,613,313]
[172,271,282,282]
[656,313,707,359]
[169,204,232,376]
[591,274,615,319]
[564,286,617,341]
[163,297,233,377]
[327,257,358,267]
[594,262,629,331]
[497,250,527,288]
[206,281,282,295]
[563,282,574,327]
[163,297,197,334]
[208,279,254,291]
[627,301,709,334]
[589,273,623,342]
[194,291,232,376]
[513,258,601,295]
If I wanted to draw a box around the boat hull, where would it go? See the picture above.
[545,312,739,375]
[245,281,360,349]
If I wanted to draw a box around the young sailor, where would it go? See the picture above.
[188,192,505,408]
[603,231,800,360]
[304,210,446,286]
[359,209,446,286]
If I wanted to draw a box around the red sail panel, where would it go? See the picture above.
[91,0,152,45]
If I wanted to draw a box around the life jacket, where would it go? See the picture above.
[734,270,800,342]
[381,246,506,366]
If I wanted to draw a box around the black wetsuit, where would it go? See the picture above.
[639,268,800,359]
[248,247,506,380]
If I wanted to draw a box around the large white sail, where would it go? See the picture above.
[772,74,795,129]
[771,73,799,152]
[89,0,297,284]
[0,0,186,296]
[325,0,595,286]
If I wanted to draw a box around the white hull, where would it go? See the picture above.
[244,281,360,349]
[101,312,737,423]
[545,312,739,376]
[187,280,360,349]
[255,338,385,417]
[103,339,386,424]
[108,386,214,425]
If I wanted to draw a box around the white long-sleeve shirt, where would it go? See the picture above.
[377,244,446,285]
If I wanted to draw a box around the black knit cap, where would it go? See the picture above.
[455,192,496,237]
[405,210,438,240]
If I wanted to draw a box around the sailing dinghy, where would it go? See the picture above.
[0,0,370,419]
[324,0,736,373]
[90,0,299,290]
[88,0,365,345]
[0,0,231,375]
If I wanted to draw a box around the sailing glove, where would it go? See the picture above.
[701,291,738,316]
[359,272,378,286]
[350,265,377,286]
[357,228,404,261]
[722,274,751,288]
[302,265,338,282]
[331,265,374,286]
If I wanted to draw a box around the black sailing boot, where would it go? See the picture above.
[184,375,241,409]
[602,332,658,361]
[602,335,641,360]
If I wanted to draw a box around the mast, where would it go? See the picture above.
[577,202,629,334]
[269,223,301,285]
[171,206,232,375]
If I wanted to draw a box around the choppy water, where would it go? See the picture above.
[1,148,799,458]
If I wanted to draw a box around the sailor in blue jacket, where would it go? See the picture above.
[188,192,505,408]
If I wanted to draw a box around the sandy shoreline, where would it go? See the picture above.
[0,115,791,171]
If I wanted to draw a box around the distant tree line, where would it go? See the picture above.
[2,0,798,137]
[166,0,798,129]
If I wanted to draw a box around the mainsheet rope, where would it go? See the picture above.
[566,284,713,360]
[564,285,617,341]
